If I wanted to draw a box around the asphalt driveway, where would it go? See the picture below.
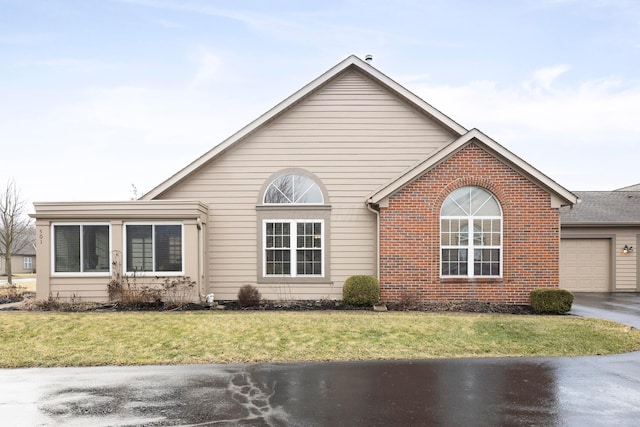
[0,293,639,426]
[571,292,640,329]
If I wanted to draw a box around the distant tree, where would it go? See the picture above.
[0,179,33,284]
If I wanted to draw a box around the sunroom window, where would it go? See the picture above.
[441,186,502,277]
[125,224,183,273]
[53,224,110,273]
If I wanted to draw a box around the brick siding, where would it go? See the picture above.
[379,142,560,304]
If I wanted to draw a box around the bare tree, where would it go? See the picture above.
[0,179,32,284]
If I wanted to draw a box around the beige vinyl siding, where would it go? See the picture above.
[32,201,208,301]
[561,227,639,292]
[159,69,458,299]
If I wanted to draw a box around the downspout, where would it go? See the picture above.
[366,201,380,279]
[196,217,204,298]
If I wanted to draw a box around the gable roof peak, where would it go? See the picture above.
[143,55,467,199]
[367,128,578,207]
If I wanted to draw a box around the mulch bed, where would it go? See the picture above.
[218,299,535,314]
[2,297,535,314]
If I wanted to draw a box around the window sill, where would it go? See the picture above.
[258,276,332,285]
[51,272,111,277]
[440,277,504,284]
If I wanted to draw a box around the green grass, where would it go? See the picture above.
[1,311,639,368]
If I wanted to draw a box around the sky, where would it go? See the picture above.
[2,0,640,212]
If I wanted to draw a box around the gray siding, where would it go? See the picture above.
[160,69,458,299]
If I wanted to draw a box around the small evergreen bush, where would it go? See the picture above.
[342,275,380,306]
[530,288,574,314]
[238,284,261,308]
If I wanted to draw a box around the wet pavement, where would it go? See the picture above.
[2,354,640,426]
[571,292,640,329]
[1,293,639,426]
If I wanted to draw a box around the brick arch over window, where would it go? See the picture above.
[432,177,508,219]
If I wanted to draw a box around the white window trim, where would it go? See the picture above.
[123,222,185,276]
[262,174,325,205]
[23,257,33,270]
[263,219,324,278]
[51,223,112,276]
[440,215,503,278]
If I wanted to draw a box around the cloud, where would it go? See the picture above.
[409,68,640,190]
[187,48,222,89]
[528,65,570,92]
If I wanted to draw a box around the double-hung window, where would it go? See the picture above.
[23,257,33,271]
[264,220,323,277]
[441,186,502,278]
[125,223,183,273]
[53,224,110,273]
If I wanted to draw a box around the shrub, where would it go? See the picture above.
[530,288,574,314]
[343,275,380,306]
[238,284,261,308]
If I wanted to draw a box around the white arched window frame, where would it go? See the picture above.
[263,174,324,205]
[440,186,502,278]
[259,172,328,280]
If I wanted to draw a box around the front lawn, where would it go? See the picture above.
[1,311,639,368]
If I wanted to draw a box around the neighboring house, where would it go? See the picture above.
[1,250,36,275]
[31,55,579,304]
[560,188,640,292]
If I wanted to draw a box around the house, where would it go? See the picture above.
[559,187,640,292]
[31,55,579,304]
[1,250,36,275]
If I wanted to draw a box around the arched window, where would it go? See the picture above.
[258,171,330,281]
[263,174,323,204]
[440,186,502,277]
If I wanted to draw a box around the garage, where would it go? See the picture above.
[560,238,611,292]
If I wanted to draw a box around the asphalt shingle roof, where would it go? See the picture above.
[560,191,640,225]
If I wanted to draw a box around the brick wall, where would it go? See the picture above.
[379,142,560,305]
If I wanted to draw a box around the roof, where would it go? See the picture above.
[142,55,468,200]
[616,183,640,191]
[367,128,578,208]
[560,191,640,225]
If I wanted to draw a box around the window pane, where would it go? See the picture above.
[54,225,80,272]
[83,225,109,272]
[264,175,294,204]
[266,249,290,275]
[474,249,500,276]
[441,196,466,216]
[293,175,323,204]
[155,225,182,272]
[263,174,323,204]
[441,249,467,276]
[265,222,291,276]
[297,249,322,275]
[126,225,152,272]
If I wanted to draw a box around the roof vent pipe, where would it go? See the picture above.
[365,54,373,63]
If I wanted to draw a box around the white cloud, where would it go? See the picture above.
[410,70,640,190]
[187,48,222,89]
[527,64,570,92]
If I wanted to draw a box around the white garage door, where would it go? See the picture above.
[560,238,611,292]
